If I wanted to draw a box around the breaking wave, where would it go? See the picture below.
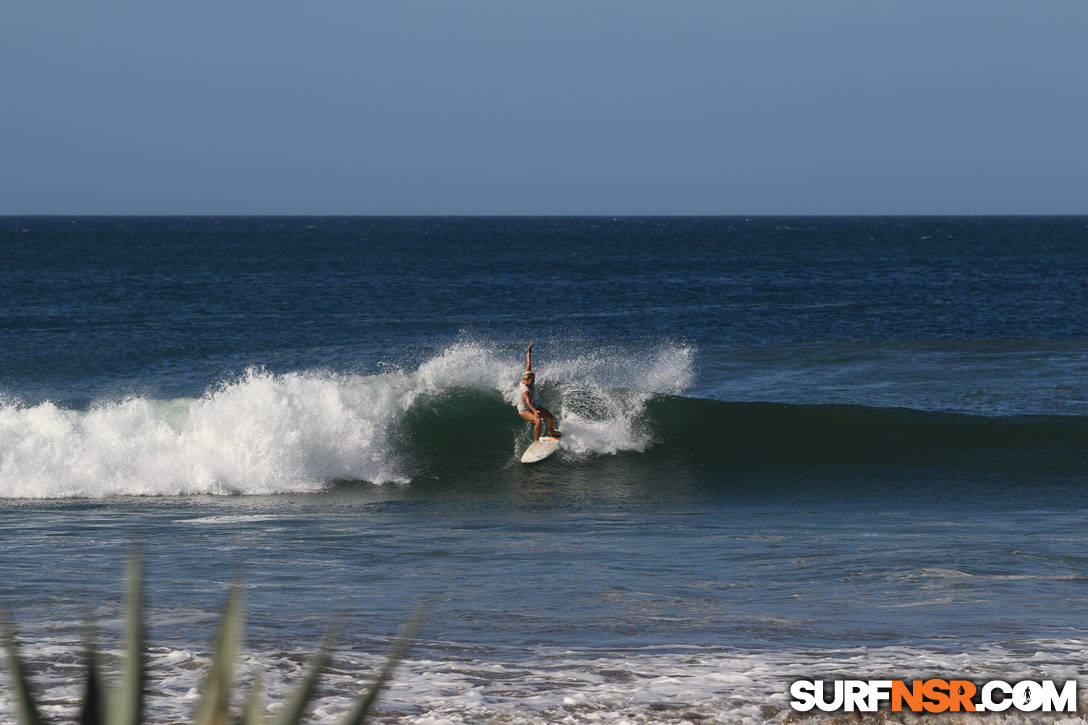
[3,340,1086,499]
[0,343,694,498]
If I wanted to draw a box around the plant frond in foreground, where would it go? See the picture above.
[1,551,419,725]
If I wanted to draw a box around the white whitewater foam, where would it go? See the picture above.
[0,369,409,497]
[2,638,1086,724]
[0,342,694,498]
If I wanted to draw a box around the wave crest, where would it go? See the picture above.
[0,343,695,498]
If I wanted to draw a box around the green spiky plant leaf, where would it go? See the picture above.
[270,625,340,725]
[338,610,425,725]
[80,621,106,725]
[1,614,47,725]
[0,549,422,725]
[192,582,244,725]
[110,548,146,725]
[240,674,266,725]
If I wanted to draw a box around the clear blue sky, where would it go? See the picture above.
[2,1,1085,215]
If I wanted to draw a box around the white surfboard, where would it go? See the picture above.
[521,435,560,463]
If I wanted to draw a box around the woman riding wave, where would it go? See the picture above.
[517,341,560,440]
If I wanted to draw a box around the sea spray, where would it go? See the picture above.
[546,344,694,457]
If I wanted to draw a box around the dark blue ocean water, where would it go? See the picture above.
[1,217,1087,723]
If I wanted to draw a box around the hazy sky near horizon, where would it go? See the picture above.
[2,1,1086,215]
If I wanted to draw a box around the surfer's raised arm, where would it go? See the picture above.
[525,341,534,373]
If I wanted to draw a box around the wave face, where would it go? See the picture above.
[3,341,1086,499]
[0,343,694,498]
[645,397,1088,470]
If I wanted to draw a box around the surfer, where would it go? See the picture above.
[518,341,560,440]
